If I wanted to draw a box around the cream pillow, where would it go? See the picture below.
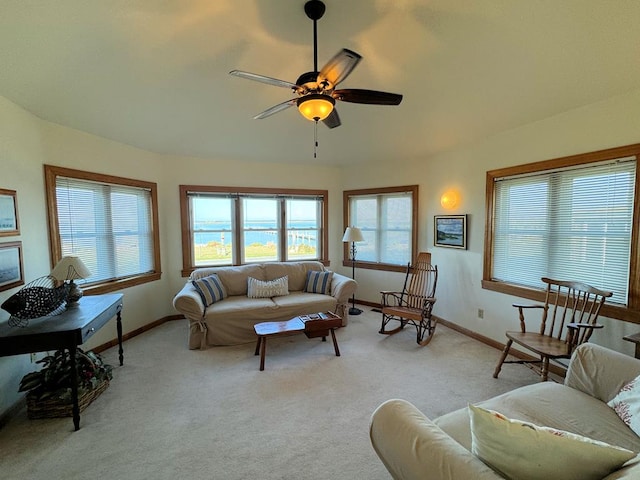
[608,374,640,435]
[469,404,635,480]
[247,276,289,298]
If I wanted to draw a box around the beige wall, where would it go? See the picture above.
[2,87,640,415]
[0,96,343,414]
[342,88,640,356]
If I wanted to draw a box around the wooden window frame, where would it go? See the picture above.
[44,165,162,294]
[482,143,640,324]
[343,185,419,273]
[180,185,329,277]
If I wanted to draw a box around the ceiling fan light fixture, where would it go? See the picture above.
[297,94,335,121]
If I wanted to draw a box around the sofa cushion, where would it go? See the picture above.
[247,276,289,298]
[192,273,227,306]
[303,270,333,294]
[608,374,640,436]
[469,404,636,480]
[436,382,640,453]
[263,261,324,291]
[191,264,265,296]
[272,291,337,316]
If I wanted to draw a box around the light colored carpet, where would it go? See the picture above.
[0,309,539,479]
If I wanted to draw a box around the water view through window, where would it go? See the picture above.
[192,196,321,265]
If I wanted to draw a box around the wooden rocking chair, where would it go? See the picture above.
[493,277,613,382]
[379,252,438,346]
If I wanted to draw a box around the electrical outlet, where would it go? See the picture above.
[477,309,484,319]
[30,352,37,363]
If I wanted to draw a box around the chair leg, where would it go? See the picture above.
[540,357,549,382]
[493,339,513,378]
[416,317,437,346]
[379,313,404,336]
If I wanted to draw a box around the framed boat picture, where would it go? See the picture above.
[434,214,467,249]
[0,241,24,291]
[0,189,19,236]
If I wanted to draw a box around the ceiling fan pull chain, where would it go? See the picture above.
[314,120,319,158]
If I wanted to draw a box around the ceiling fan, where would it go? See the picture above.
[229,0,403,129]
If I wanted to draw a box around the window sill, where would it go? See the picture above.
[83,272,162,295]
[342,260,407,273]
[481,279,640,324]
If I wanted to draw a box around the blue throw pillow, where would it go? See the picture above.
[304,271,333,295]
[192,273,227,306]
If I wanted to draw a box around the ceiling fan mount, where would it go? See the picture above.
[304,0,326,22]
[229,0,403,129]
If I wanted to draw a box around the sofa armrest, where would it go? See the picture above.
[172,282,205,321]
[565,343,640,403]
[330,272,357,304]
[370,399,502,480]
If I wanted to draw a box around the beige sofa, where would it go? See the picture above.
[370,343,640,480]
[173,261,357,349]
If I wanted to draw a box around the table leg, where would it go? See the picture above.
[260,337,267,371]
[254,336,262,356]
[330,328,340,357]
[69,344,80,431]
[116,305,124,366]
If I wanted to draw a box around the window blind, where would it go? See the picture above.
[492,157,636,304]
[56,177,154,284]
[350,191,413,265]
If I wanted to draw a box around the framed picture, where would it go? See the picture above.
[0,189,19,236]
[0,241,24,291]
[434,214,467,249]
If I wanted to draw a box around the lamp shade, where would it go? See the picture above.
[51,256,91,281]
[342,226,364,243]
[297,94,335,121]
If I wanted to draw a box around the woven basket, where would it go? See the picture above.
[26,379,109,419]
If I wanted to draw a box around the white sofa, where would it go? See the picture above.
[173,261,357,349]
[370,343,640,480]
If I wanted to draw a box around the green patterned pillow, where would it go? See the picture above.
[469,404,635,480]
[192,273,227,306]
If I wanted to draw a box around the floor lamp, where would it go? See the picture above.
[342,226,364,315]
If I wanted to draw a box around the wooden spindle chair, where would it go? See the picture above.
[493,277,613,381]
[379,252,438,346]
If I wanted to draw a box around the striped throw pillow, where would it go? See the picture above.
[192,273,227,306]
[304,270,333,295]
[247,276,289,298]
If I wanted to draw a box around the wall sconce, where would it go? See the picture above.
[440,190,460,210]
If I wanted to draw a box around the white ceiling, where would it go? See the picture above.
[1,0,639,166]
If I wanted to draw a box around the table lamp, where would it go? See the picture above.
[342,226,364,315]
[51,256,91,306]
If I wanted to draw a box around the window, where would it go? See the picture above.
[483,143,640,323]
[45,165,161,293]
[180,186,328,274]
[343,186,418,272]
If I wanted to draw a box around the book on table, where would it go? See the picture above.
[299,312,342,338]
[299,312,331,323]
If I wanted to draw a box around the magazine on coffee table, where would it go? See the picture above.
[299,312,331,323]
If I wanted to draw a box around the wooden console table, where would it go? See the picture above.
[0,293,124,430]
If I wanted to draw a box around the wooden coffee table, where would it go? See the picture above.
[253,312,342,371]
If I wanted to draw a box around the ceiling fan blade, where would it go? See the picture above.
[317,49,362,87]
[229,70,300,91]
[333,89,403,105]
[253,98,298,120]
[322,108,341,129]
